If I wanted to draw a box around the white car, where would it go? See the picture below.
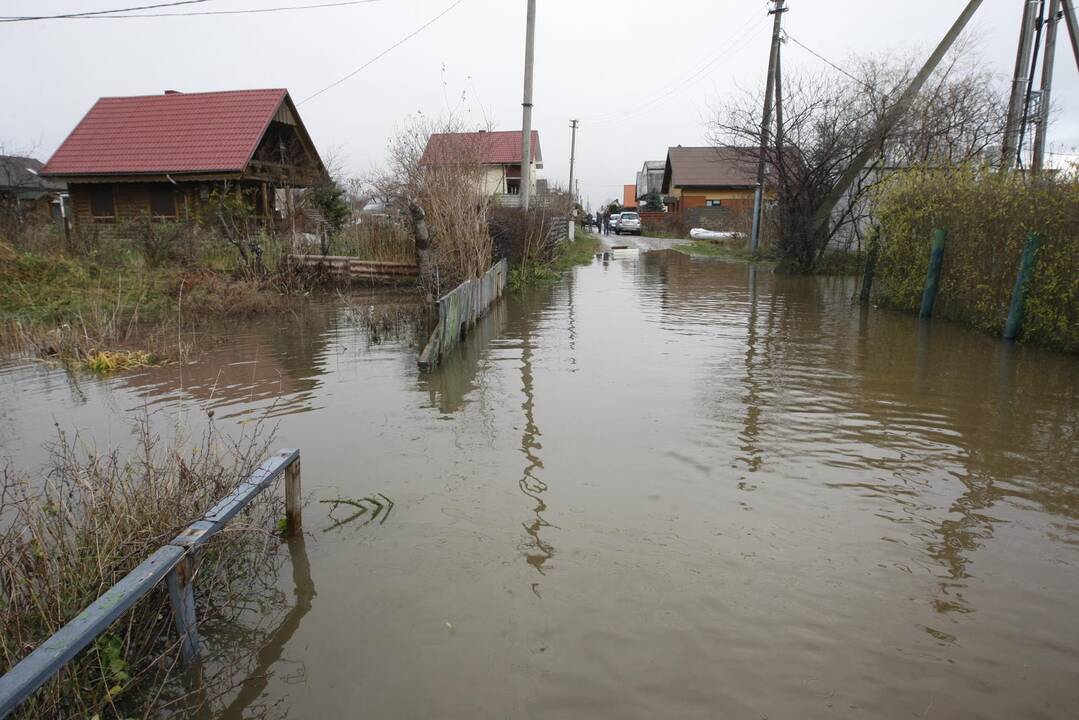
[615,212,641,235]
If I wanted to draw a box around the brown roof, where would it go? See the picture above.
[661,146,760,192]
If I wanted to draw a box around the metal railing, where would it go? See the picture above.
[0,448,303,718]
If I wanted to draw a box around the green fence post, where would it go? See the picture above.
[860,226,881,303]
[918,228,947,319]
[1003,232,1041,341]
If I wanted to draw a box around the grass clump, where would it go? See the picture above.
[509,232,601,290]
[0,418,282,718]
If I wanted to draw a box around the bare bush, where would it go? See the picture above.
[709,42,1007,272]
[0,417,283,718]
[367,115,495,296]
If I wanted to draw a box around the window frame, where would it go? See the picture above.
[705,199,724,208]
[88,186,116,222]
[148,185,178,220]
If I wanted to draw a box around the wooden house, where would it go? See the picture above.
[41,89,327,238]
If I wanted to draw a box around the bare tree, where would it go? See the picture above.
[709,44,1007,272]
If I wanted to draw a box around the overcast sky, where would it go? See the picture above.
[3,0,1077,209]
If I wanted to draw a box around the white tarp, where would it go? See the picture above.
[689,228,746,241]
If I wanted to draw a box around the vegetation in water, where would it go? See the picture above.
[509,232,601,290]
[872,162,1079,353]
[0,417,284,718]
[674,240,776,263]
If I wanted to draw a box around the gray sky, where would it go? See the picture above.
[3,0,1077,209]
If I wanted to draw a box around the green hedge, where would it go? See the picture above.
[873,164,1079,353]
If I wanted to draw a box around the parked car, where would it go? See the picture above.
[615,211,641,235]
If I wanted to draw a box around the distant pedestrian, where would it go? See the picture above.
[603,212,610,235]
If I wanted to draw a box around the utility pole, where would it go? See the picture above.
[568,119,579,206]
[1002,0,1040,169]
[1063,0,1079,72]
[775,25,784,162]
[810,0,985,237]
[520,0,537,211]
[1032,0,1062,171]
[750,0,786,253]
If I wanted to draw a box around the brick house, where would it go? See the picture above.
[41,88,328,238]
[661,146,771,213]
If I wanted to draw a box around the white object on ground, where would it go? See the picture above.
[689,228,745,241]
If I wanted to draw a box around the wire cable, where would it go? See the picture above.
[1,1,209,22]
[783,31,882,96]
[48,0,383,20]
[299,0,466,105]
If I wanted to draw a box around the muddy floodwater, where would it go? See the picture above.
[2,250,1077,719]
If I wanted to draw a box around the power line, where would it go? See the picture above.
[588,17,768,127]
[1,0,209,22]
[48,0,383,20]
[299,0,466,105]
[783,31,882,96]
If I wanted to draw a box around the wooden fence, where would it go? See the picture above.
[418,258,508,370]
[288,255,419,283]
[0,449,303,718]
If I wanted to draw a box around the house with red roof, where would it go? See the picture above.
[420,130,542,207]
[42,88,327,237]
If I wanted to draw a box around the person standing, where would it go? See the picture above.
[602,211,610,235]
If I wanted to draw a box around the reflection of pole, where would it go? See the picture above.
[750,0,786,253]
[739,266,763,472]
[221,536,316,717]
[520,0,537,210]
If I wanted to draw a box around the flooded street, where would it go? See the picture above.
[2,250,1078,719]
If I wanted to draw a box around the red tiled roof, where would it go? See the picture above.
[421,130,542,166]
[42,88,289,176]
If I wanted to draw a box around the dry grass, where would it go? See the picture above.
[0,417,283,719]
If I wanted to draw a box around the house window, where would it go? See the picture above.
[506,180,520,195]
[88,186,115,221]
[148,186,177,218]
[705,199,723,207]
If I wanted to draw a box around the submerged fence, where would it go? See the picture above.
[0,449,302,718]
[418,258,507,370]
[288,255,419,283]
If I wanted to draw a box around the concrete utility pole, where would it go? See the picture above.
[750,0,786,253]
[810,0,985,237]
[568,119,579,205]
[1063,0,1079,72]
[1002,0,1040,169]
[520,0,537,210]
[1032,0,1062,171]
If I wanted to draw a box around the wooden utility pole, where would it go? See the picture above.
[1032,0,1062,171]
[750,0,786,253]
[520,0,537,211]
[810,0,985,238]
[1002,0,1040,169]
[568,119,579,204]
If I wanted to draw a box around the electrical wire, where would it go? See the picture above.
[584,10,768,126]
[299,0,466,105]
[1,1,209,22]
[782,31,882,96]
[52,0,383,20]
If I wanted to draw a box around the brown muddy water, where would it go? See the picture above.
[1,250,1077,719]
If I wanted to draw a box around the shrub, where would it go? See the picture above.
[0,419,281,718]
[872,164,1079,353]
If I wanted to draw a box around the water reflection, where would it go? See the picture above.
[216,536,316,719]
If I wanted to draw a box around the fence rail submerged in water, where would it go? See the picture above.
[418,258,507,370]
[0,448,303,719]
[288,255,419,283]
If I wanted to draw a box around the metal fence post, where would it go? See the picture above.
[285,458,302,537]
[919,228,947,319]
[1004,232,1041,341]
[860,226,881,303]
[165,556,200,664]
